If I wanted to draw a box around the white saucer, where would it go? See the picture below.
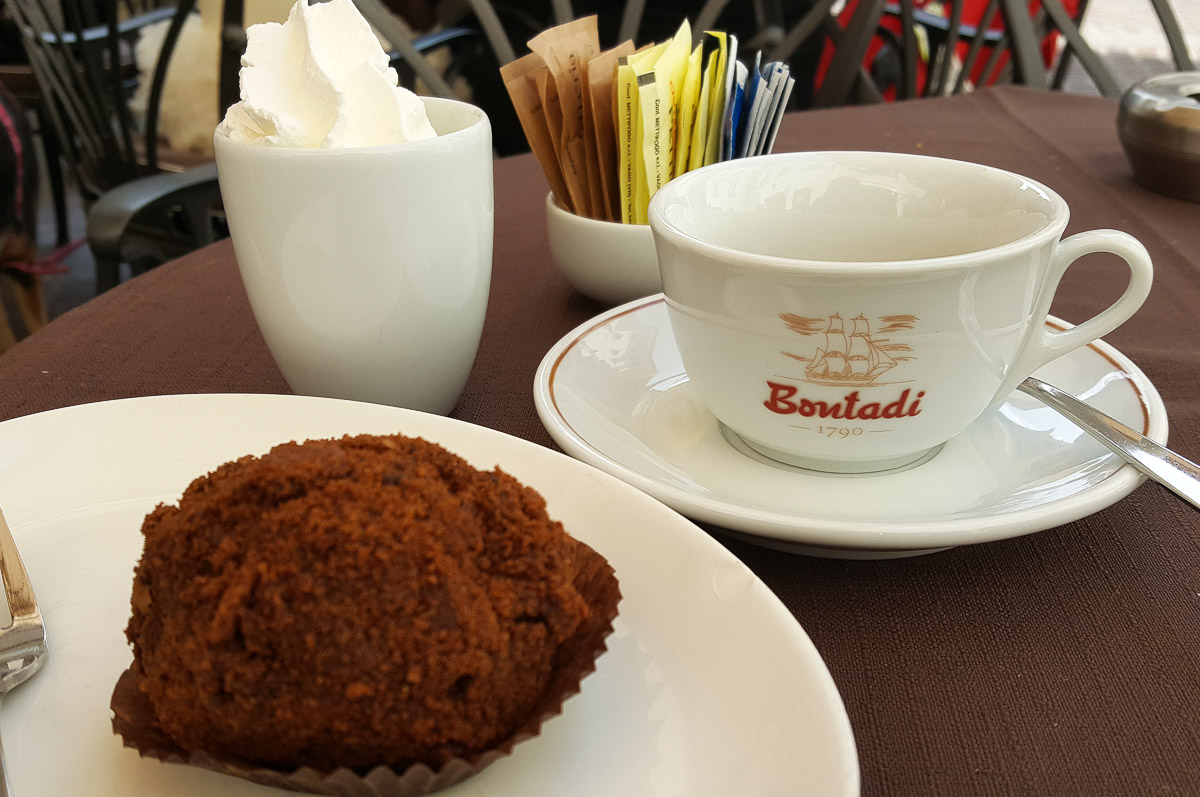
[0,395,857,796]
[534,296,1168,558]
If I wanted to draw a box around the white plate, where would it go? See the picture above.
[0,395,857,796]
[534,296,1168,558]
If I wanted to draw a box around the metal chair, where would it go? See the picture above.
[7,0,228,291]
[767,0,1195,107]
[436,0,815,149]
[11,0,484,293]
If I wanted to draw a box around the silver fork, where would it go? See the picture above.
[0,509,47,797]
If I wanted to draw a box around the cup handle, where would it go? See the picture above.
[1000,229,1153,397]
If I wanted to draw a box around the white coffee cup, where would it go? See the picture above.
[648,151,1153,473]
[214,97,493,415]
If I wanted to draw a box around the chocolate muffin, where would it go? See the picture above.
[118,433,618,777]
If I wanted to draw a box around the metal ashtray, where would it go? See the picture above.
[1118,71,1200,202]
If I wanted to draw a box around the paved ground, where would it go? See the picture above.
[20,0,1200,325]
[1063,0,1200,93]
[1082,0,1200,54]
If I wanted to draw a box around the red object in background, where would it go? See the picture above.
[816,0,1081,100]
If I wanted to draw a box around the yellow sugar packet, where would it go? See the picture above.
[702,31,729,167]
[650,19,692,182]
[688,44,719,172]
[673,42,703,178]
[615,42,666,225]
[632,22,689,223]
[587,41,635,221]
[635,70,662,225]
[628,42,668,224]
[614,56,639,224]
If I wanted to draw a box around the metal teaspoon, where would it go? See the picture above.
[1017,376,1200,511]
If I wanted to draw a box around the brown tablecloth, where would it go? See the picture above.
[3,86,1199,795]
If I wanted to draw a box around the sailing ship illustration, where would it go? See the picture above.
[805,314,898,384]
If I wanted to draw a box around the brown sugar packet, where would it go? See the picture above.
[535,69,581,215]
[577,56,607,220]
[500,52,574,213]
[586,40,635,221]
[528,16,600,220]
[111,537,622,797]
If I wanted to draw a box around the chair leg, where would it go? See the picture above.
[13,273,47,331]
[95,256,121,293]
[39,117,70,247]
[0,277,19,354]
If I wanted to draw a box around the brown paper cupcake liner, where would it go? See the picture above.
[111,537,621,797]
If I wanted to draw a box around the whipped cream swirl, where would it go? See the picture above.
[218,0,437,147]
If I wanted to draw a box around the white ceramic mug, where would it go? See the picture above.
[214,97,493,415]
[648,151,1153,473]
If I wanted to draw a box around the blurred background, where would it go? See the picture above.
[1,0,1197,335]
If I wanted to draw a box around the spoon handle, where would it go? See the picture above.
[1018,377,1200,511]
